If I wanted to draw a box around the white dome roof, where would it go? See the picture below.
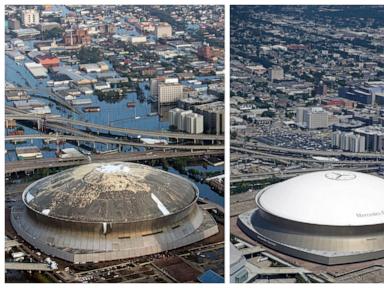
[256,170,384,226]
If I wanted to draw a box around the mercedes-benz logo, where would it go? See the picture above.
[325,172,356,181]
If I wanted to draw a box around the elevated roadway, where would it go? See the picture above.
[5,109,224,141]
[5,240,21,249]
[24,87,80,114]
[232,141,384,160]
[5,134,224,150]
[246,264,309,276]
[230,166,380,183]
[5,150,223,174]
[231,147,384,165]
[5,262,54,271]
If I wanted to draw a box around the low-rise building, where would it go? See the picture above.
[35,54,60,68]
[155,22,172,39]
[16,146,43,160]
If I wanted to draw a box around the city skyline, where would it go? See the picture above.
[230,5,384,283]
[3,3,384,285]
[4,5,224,283]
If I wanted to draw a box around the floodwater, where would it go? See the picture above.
[5,55,223,207]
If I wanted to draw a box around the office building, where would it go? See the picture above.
[158,82,184,105]
[22,9,40,27]
[168,108,204,134]
[296,107,329,129]
[354,125,384,152]
[332,131,366,153]
[185,113,204,134]
[195,101,225,135]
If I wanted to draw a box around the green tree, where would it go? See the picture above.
[78,47,103,64]
[42,27,63,39]
[261,110,275,118]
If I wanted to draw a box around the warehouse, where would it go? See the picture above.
[25,62,48,78]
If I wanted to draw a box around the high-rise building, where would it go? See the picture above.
[296,107,329,129]
[155,22,172,39]
[150,77,161,97]
[349,134,366,153]
[295,107,305,125]
[178,110,193,131]
[331,131,341,148]
[195,101,225,135]
[304,108,328,129]
[354,125,384,152]
[168,107,183,127]
[168,108,204,134]
[8,18,21,30]
[185,113,204,134]
[22,9,40,27]
[333,131,366,153]
[150,77,178,97]
[158,82,184,105]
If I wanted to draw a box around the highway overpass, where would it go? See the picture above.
[5,262,54,271]
[5,150,223,174]
[230,166,381,183]
[232,141,384,160]
[231,147,384,165]
[5,134,224,150]
[5,108,224,141]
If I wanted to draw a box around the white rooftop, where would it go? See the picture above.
[256,170,384,227]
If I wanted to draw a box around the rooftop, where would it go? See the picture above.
[256,170,384,227]
[23,162,198,223]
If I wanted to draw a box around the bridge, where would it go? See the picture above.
[5,150,223,174]
[6,107,224,142]
[5,262,55,271]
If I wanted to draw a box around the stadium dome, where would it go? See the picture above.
[238,170,384,265]
[11,162,219,263]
